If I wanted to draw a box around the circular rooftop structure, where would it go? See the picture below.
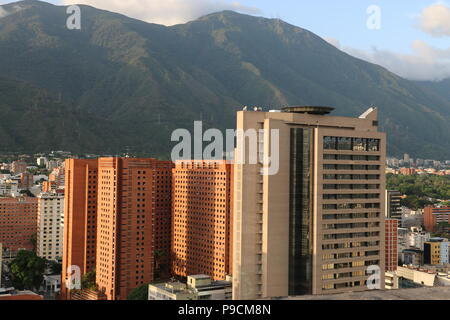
[281,106,334,115]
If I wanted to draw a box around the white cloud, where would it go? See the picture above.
[323,36,450,81]
[62,0,261,26]
[324,36,341,49]
[418,3,450,37]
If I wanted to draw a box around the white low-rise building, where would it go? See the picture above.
[148,275,232,300]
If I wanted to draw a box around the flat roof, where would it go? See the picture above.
[271,287,450,300]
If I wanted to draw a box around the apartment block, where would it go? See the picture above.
[61,159,98,299]
[96,158,173,300]
[37,191,64,261]
[11,161,27,175]
[0,197,38,252]
[171,161,233,281]
[233,106,386,299]
[385,219,398,271]
[385,190,402,219]
[424,206,450,232]
[424,238,450,265]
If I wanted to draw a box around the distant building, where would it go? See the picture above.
[385,190,402,219]
[401,249,423,266]
[36,157,48,167]
[396,266,450,288]
[0,197,38,252]
[424,238,450,265]
[408,231,430,251]
[148,275,232,300]
[385,219,398,271]
[37,192,64,261]
[11,161,27,175]
[424,206,450,232]
[19,172,34,190]
[400,168,416,175]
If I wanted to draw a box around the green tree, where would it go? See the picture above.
[30,233,37,253]
[10,250,47,291]
[48,260,62,275]
[81,271,97,290]
[127,284,149,300]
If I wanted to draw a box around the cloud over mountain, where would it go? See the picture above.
[62,0,261,25]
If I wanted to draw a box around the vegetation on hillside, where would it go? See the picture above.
[1,1,450,158]
[387,173,450,209]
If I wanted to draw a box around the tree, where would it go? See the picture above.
[81,271,97,290]
[30,233,37,253]
[127,284,149,300]
[10,250,47,291]
[154,250,167,280]
[48,260,62,275]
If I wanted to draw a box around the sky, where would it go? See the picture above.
[0,0,450,81]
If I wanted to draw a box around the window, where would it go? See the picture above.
[337,137,352,150]
[324,137,337,150]
[353,138,367,151]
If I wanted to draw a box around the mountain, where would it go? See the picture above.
[417,79,450,102]
[1,1,450,158]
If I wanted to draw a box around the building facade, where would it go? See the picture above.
[148,275,232,300]
[424,206,450,232]
[424,238,450,265]
[385,190,402,219]
[0,197,38,252]
[95,158,173,300]
[171,160,233,281]
[37,192,64,261]
[61,159,99,299]
[385,219,398,271]
[233,106,386,299]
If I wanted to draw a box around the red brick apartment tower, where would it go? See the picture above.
[385,219,398,271]
[424,206,450,232]
[61,159,98,300]
[0,197,38,252]
[96,158,172,300]
[171,160,233,281]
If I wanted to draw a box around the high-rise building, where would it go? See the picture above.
[96,158,172,300]
[0,197,38,253]
[37,191,65,261]
[385,219,398,271]
[171,160,233,281]
[424,206,450,232]
[61,159,99,299]
[233,106,386,299]
[385,190,402,219]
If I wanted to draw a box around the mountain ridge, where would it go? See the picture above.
[1,1,450,158]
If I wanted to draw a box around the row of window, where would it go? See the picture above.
[324,137,380,152]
